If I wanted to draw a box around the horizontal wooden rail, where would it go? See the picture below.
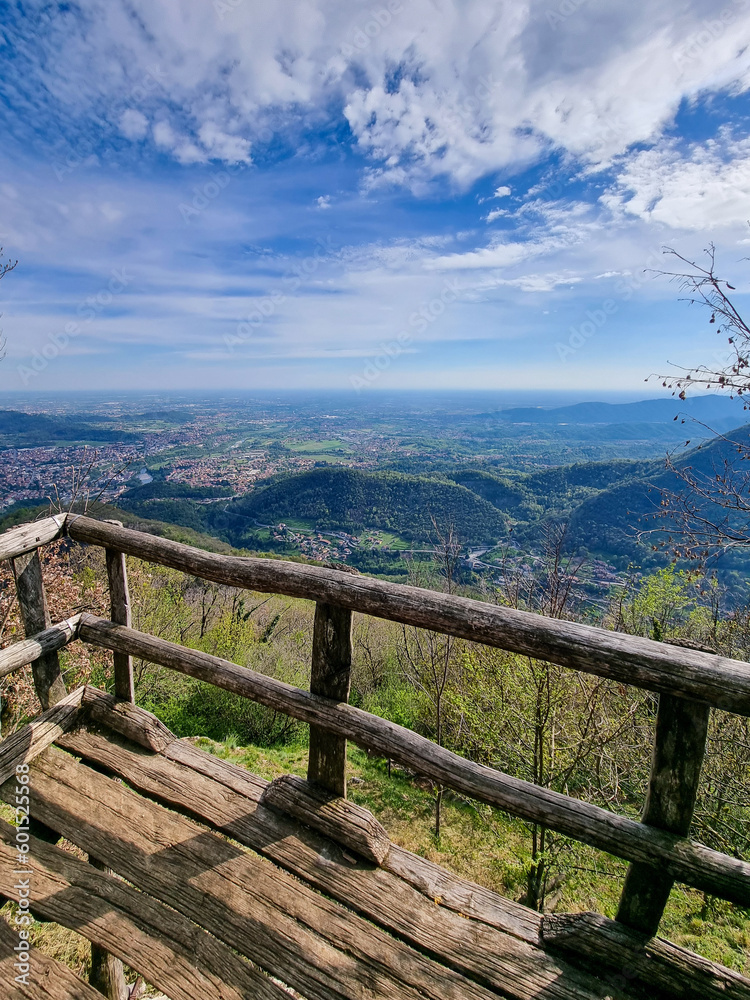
[0,515,65,562]
[0,615,81,679]
[78,614,750,906]
[67,515,750,715]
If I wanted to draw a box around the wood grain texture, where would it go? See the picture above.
[80,686,175,752]
[162,737,542,936]
[0,686,83,786]
[0,913,102,1000]
[261,774,390,865]
[15,747,514,1000]
[162,738,544,943]
[617,695,711,936]
[77,619,750,905]
[0,818,288,1000]
[0,515,65,562]
[67,514,750,714]
[542,911,750,1000]
[308,602,352,796]
[11,548,67,709]
[0,615,80,680]
[105,545,133,702]
[55,723,670,1000]
[0,917,102,1000]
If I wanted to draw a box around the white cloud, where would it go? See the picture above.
[152,121,178,150]
[317,195,332,209]
[426,239,549,271]
[197,123,251,164]
[491,273,583,292]
[485,208,508,223]
[493,185,511,198]
[603,134,750,230]
[119,109,149,141]
[12,0,750,187]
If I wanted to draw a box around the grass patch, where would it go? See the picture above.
[194,737,750,975]
[288,439,351,453]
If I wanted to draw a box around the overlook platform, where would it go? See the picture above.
[1,514,750,998]
[2,688,748,1000]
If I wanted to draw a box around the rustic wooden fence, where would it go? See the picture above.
[2,512,750,942]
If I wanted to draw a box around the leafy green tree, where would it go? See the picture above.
[398,522,463,837]
[452,525,650,910]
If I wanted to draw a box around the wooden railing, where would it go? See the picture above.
[2,512,750,939]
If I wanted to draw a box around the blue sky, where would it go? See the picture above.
[1,0,750,393]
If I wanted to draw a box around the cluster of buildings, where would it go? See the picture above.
[271,524,356,562]
[0,443,144,510]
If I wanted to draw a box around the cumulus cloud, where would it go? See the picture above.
[197,123,251,164]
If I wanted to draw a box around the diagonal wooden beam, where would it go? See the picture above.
[0,686,84,786]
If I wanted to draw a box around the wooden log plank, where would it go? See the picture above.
[308,602,352,796]
[383,844,544,943]
[0,913,102,1000]
[261,774,390,865]
[105,545,133,702]
[57,725,652,1000]
[0,819,288,1000]
[617,695,711,936]
[165,736,544,943]
[11,548,67,709]
[0,615,81,680]
[77,618,750,905]
[542,911,750,1000]
[0,515,65,562]
[0,686,83,785]
[12,748,513,1000]
[81,686,174,752]
[67,515,750,715]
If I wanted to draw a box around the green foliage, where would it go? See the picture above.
[619,566,696,639]
[360,679,425,732]
[211,466,508,544]
[147,680,304,745]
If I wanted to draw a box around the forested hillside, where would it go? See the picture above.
[567,425,750,567]
[211,466,508,544]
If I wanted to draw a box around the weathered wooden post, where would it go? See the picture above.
[105,543,134,702]
[88,859,129,999]
[616,693,710,936]
[307,602,352,797]
[11,548,67,710]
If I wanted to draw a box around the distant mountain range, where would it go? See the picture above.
[497,395,745,428]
